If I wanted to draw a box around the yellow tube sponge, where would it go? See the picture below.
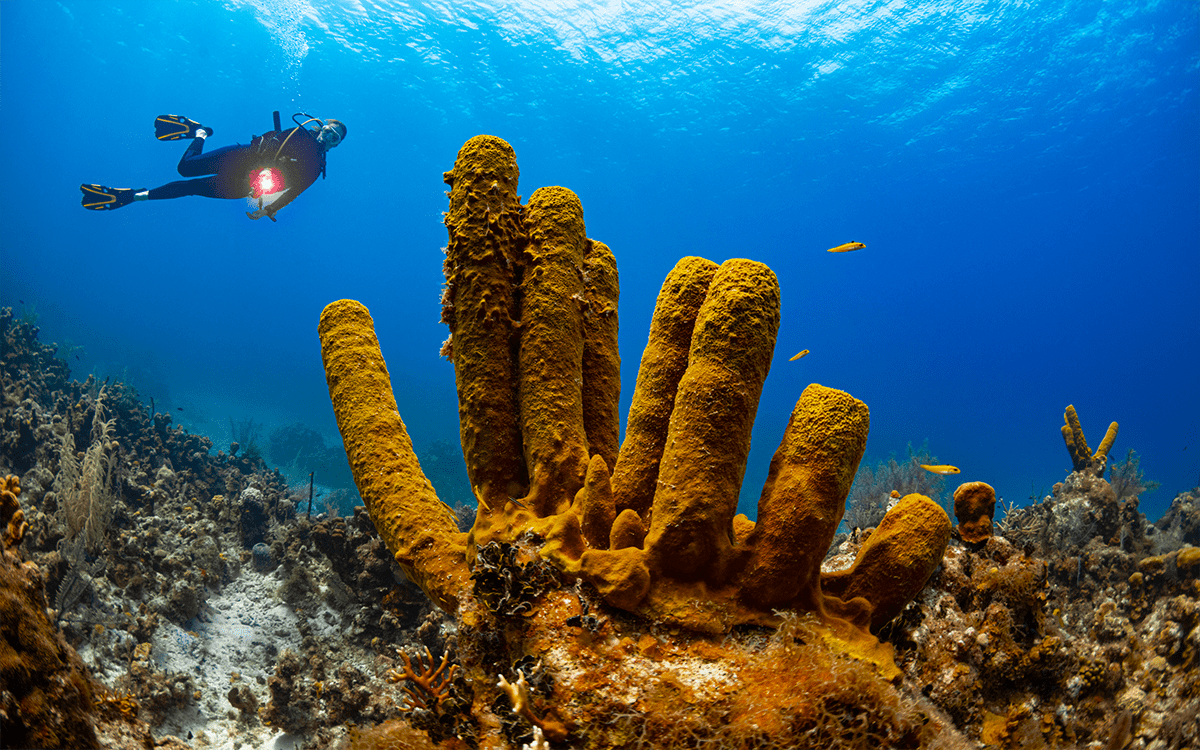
[739,384,869,611]
[610,257,718,518]
[442,135,528,512]
[324,133,953,641]
[318,300,468,612]
[580,240,621,476]
[609,508,646,550]
[1061,405,1091,471]
[315,135,973,747]
[1061,404,1118,472]
[643,259,780,582]
[576,455,617,551]
[822,493,952,632]
[519,186,591,517]
[1095,420,1119,463]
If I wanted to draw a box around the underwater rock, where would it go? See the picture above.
[240,485,270,547]
[1155,487,1200,548]
[251,541,273,572]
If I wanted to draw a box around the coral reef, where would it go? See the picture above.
[317,134,964,748]
[1155,487,1200,549]
[0,474,100,749]
[266,421,355,489]
[338,718,439,750]
[0,307,441,748]
[880,410,1200,748]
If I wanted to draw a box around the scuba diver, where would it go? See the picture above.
[80,112,346,221]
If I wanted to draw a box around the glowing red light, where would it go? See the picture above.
[250,167,286,199]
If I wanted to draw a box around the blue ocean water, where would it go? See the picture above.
[1,0,1196,522]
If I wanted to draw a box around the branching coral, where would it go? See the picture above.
[1108,448,1160,502]
[386,646,459,711]
[318,135,962,748]
[92,684,140,722]
[53,386,120,554]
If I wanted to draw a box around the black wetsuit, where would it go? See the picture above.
[148,126,325,215]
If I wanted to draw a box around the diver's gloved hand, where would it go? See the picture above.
[196,128,210,139]
[246,206,277,222]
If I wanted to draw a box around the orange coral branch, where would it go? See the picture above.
[386,646,458,710]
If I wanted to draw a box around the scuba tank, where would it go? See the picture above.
[251,111,324,160]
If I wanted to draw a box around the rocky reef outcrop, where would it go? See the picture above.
[0,307,442,748]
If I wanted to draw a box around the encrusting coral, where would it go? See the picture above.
[318,134,965,747]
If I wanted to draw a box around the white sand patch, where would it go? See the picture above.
[148,567,309,749]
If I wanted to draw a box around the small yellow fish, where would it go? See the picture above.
[827,241,865,253]
[790,349,810,361]
[473,487,490,511]
[920,464,961,475]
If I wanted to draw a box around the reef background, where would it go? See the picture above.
[3,280,1200,748]
[2,0,1198,524]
